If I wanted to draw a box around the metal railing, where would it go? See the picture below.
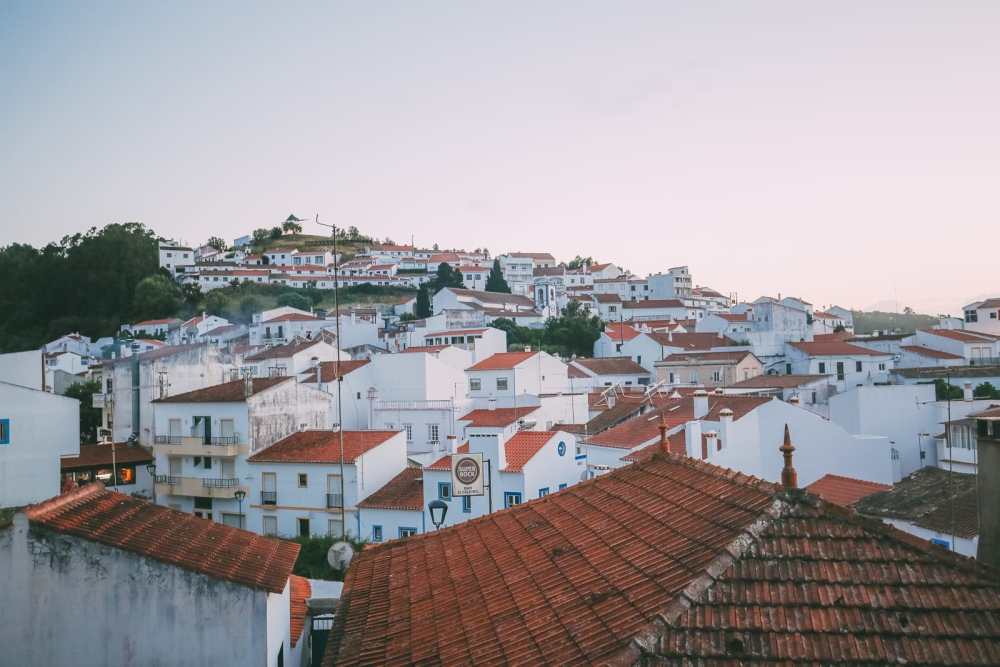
[153,434,241,445]
[202,478,240,488]
[155,475,179,485]
[261,491,278,505]
[326,493,344,508]
[374,399,454,411]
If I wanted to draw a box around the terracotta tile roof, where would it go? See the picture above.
[467,351,537,371]
[245,338,327,362]
[203,324,241,337]
[591,293,622,303]
[152,376,291,403]
[324,453,1000,666]
[424,328,489,337]
[357,467,424,511]
[571,357,649,376]
[446,287,536,307]
[658,350,754,364]
[290,575,312,647]
[302,359,370,383]
[789,341,893,357]
[458,407,540,428]
[922,328,1000,343]
[805,474,891,507]
[727,374,828,389]
[508,252,555,261]
[247,430,399,464]
[262,312,318,323]
[604,322,640,342]
[426,443,469,471]
[855,466,981,538]
[902,345,966,360]
[399,345,451,354]
[60,442,153,471]
[620,431,686,461]
[133,318,181,327]
[647,332,739,350]
[622,299,685,309]
[568,364,589,379]
[502,431,556,472]
[972,405,1000,419]
[977,298,1000,309]
[27,485,298,593]
[814,331,854,341]
[716,312,750,322]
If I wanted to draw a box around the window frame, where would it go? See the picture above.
[438,481,452,501]
[0,418,9,445]
[297,473,308,488]
[372,525,383,542]
[504,492,522,508]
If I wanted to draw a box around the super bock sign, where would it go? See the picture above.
[451,452,485,496]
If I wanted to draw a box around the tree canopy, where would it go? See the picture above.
[485,259,510,293]
[63,379,103,444]
[205,236,227,251]
[493,301,603,357]
[434,262,464,290]
[277,292,312,311]
[415,284,432,318]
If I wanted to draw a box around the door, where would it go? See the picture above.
[262,472,277,504]
[327,474,342,508]
[168,418,182,443]
[194,416,212,444]
[168,456,181,476]
[220,418,235,442]
[221,459,235,481]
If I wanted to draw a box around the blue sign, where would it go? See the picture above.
[557,441,566,456]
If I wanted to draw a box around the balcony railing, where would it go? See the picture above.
[155,474,179,485]
[374,399,454,411]
[154,434,241,445]
[326,493,344,508]
[261,491,278,505]
[202,478,240,488]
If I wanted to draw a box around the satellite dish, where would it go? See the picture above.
[327,541,355,570]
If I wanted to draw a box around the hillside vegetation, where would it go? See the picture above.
[852,310,940,335]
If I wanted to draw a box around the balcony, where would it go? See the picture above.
[153,434,243,457]
[937,441,978,467]
[261,491,278,505]
[155,475,247,499]
[374,399,454,411]
[326,493,344,508]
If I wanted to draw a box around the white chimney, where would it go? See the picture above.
[488,398,497,411]
[964,383,974,402]
[788,394,800,406]
[445,434,458,454]
[474,432,507,471]
[693,389,709,419]
[719,407,734,449]
[607,392,616,409]
[704,430,718,458]
[684,420,703,459]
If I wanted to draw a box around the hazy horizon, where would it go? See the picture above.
[3,2,997,315]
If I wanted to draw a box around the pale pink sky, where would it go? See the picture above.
[2,2,997,314]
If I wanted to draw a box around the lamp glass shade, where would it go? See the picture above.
[428,499,448,527]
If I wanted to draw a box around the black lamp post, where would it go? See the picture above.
[145,461,157,504]
[428,499,448,530]
[234,489,247,529]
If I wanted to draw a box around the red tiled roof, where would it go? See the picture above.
[658,350,754,364]
[247,430,399,464]
[500,431,555,472]
[568,364,589,379]
[591,293,622,303]
[326,452,1000,666]
[648,332,739,350]
[508,252,555,260]
[290,575,311,647]
[133,318,180,327]
[399,345,451,354]
[805,474,891,507]
[427,443,470,470]
[61,442,153,471]
[604,322,639,342]
[467,351,537,371]
[728,374,828,389]
[357,467,424,511]
[814,331,854,342]
[716,312,750,322]
[262,312,318,323]
[152,376,291,403]
[571,357,649,376]
[789,341,893,357]
[28,485,298,593]
[622,299,685,309]
[424,328,488,337]
[922,328,1000,343]
[458,407,539,428]
[901,345,965,360]
[302,359,370,383]
[245,338,327,362]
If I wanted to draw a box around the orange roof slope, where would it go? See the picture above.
[151,376,290,403]
[60,442,153,471]
[323,455,1000,666]
[28,485,298,593]
[357,467,424,511]
[290,575,312,647]
[247,430,399,464]
[502,431,555,472]
[458,407,539,428]
[466,351,537,371]
[789,341,892,357]
[302,359,370,383]
[805,474,891,507]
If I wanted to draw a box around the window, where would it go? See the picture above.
[558,483,567,490]
[878,362,886,371]
[637,355,642,366]
[438,482,452,500]
[194,497,212,510]
[469,378,482,391]
[222,513,244,529]
[328,518,344,537]
[403,423,413,442]
[0,419,9,445]
[298,518,310,537]
[538,487,550,497]
[818,362,826,374]
[297,473,308,488]
[462,496,472,513]
[496,377,509,391]
[712,370,722,382]
[372,525,383,542]
[785,363,792,375]
[836,362,845,381]
[399,527,417,538]
[428,423,440,443]
[993,312,998,320]
[855,361,863,372]
[504,492,522,508]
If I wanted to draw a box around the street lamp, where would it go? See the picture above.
[145,461,157,504]
[234,489,247,529]
[428,499,448,530]
[366,387,378,428]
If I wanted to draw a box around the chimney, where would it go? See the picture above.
[607,392,616,409]
[704,430,718,458]
[693,389,709,419]
[445,434,458,454]
[964,383,974,402]
[684,420,702,459]
[718,407,733,450]
[788,394,800,406]
[780,424,797,491]
[474,432,507,471]
[976,414,1000,568]
[488,398,497,411]
[658,414,669,454]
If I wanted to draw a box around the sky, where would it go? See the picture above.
[2,2,997,315]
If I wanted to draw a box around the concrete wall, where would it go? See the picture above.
[0,516,274,666]
[0,382,79,508]
[0,349,44,390]
[884,517,978,559]
[248,383,332,451]
[359,507,425,542]
[977,435,1000,568]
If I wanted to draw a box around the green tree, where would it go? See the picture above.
[541,301,603,357]
[282,219,303,235]
[491,317,543,351]
[180,283,203,308]
[434,262,464,290]
[485,259,510,293]
[566,255,593,270]
[206,236,227,252]
[277,292,312,311]
[415,284,432,318]
[252,228,270,244]
[63,379,103,444]
[935,379,964,401]
[270,226,283,239]
[203,290,228,316]
[974,382,1000,399]
[239,295,262,319]
[132,275,181,321]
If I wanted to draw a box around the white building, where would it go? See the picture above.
[647,266,693,300]
[568,357,652,389]
[962,298,1000,335]
[420,326,507,362]
[784,341,893,392]
[466,351,570,404]
[301,359,373,430]
[618,331,743,373]
[905,329,1000,365]
[0,379,79,507]
[158,243,194,277]
[244,338,342,378]
[151,376,332,523]
[2,484,301,667]
[247,429,407,539]
[499,252,556,296]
